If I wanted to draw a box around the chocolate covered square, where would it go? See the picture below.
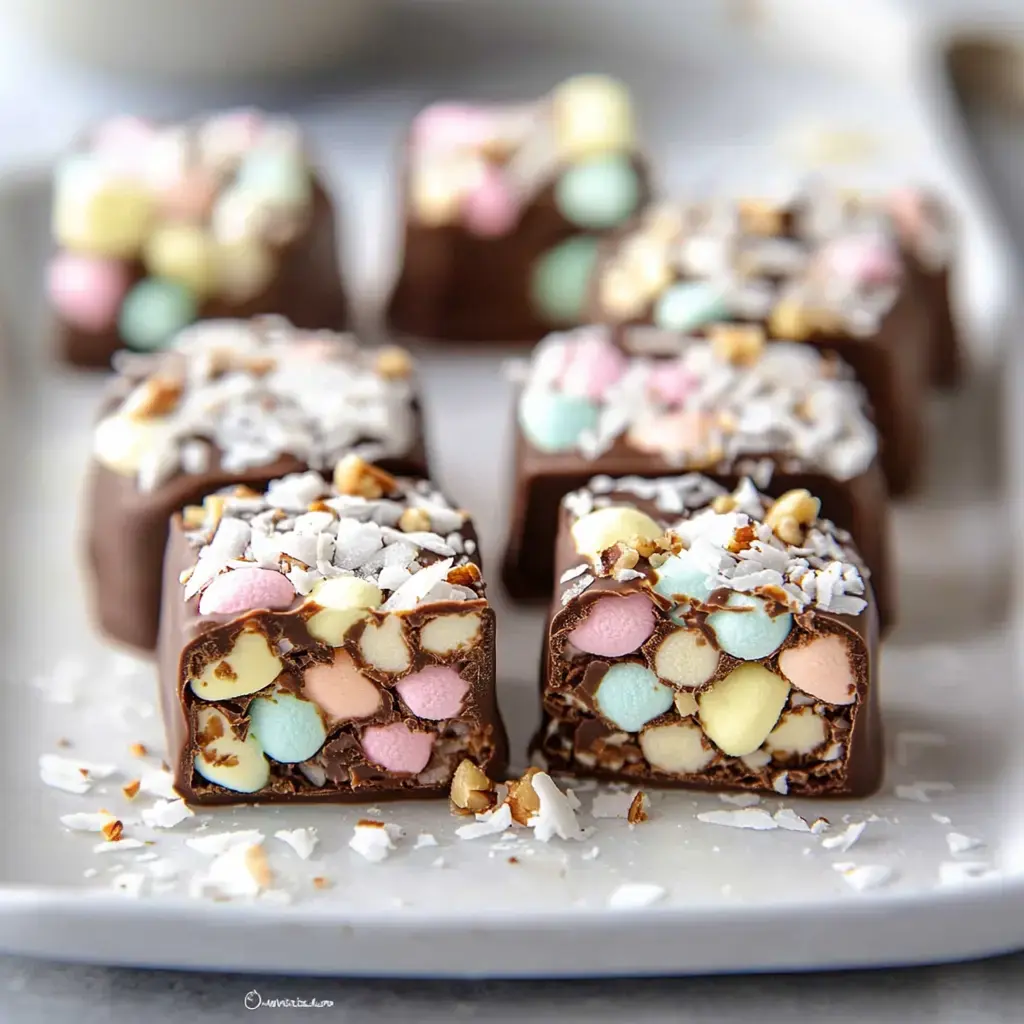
[158,460,506,804]
[502,325,894,629]
[536,474,882,798]
[386,75,652,343]
[48,110,347,368]
[86,317,427,652]
[587,189,932,493]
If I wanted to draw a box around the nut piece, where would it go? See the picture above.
[571,506,663,563]
[612,546,640,574]
[711,494,737,514]
[765,489,821,545]
[122,377,183,420]
[627,791,648,824]
[399,507,431,533]
[769,297,812,341]
[446,563,481,588]
[709,323,765,366]
[332,454,397,500]
[189,626,284,700]
[182,505,205,529]
[358,614,411,673]
[449,759,497,816]
[738,198,784,236]
[122,779,141,800]
[420,612,482,655]
[101,818,124,842]
[375,346,414,380]
[506,767,543,825]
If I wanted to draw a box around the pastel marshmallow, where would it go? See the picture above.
[461,165,519,237]
[568,592,655,657]
[647,361,698,407]
[395,666,470,720]
[420,612,482,656]
[189,628,283,701]
[143,224,219,296]
[303,650,382,723]
[554,154,640,230]
[652,552,713,608]
[305,576,382,646]
[556,328,628,400]
[765,707,828,756]
[698,664,790,757]
[361,722,435,775]
[571,506,662,563]
[214,239,276,302]
[194,707,269,794]
[47,251,130,332]
[248,689,327,763]
[653,627,719,688]
[54,167,154,259]
[822,235,901,285]
[518,387,599,453]
[552,75,635,160]
[159,168,218,222]
[778,634,857,705]
[412,104,498,151]
[359,615,411,673]
[594,663,674,733]
[640,721,714,774]
[706,593,792,660]
[628,410,710,457]
[198,567,295,616]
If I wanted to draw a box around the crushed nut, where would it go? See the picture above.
[506,767,543,826]
[312,876,332,890]
[123,377,183,420]
[375,346,414,380]
[129,742,148,758]
[627,791,649,825]
[711,494,737,514]
[648,551,669,569]
[56,737,72,749]
[727,523,757,553]
[202,494,227,529]
[307,499,334,514]
[122,779,141,800]
[765,489,821,545]
[333,454,396,499]
[446,563,481,587]
[632,536,659,559]
[244,845,273,888]
[243,354,277,377]
[769,298,812,341]
[709,323,765,366]
[101,819,124,842]
[181,505,205,529]
[613,546,640,574]
[738,198,784,236]
[399,507,431,533]
[449,759,497,816]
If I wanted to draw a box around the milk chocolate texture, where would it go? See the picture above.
[48,109,347,368]
[158,462,506,804]
[86,317,426,652]
[536,474,882,798]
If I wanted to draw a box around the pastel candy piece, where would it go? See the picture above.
[211,186,267,244]
[530,236,600,324]
[199,108,265,168]
[420,612,482,656]
[236,148,312,208]
[189,628,283,701]
[410,161,465,226]
[118,278,197,351]
[198,567,295,616]
[571,506,662,562]
[214,239,277,302]
[706,592,792,660]
[412,103,497,150]
[159,168,219,222]
[461,164,519,237]
[557,328,627,400]
[822,235,901,285]
[194,707,269,793]
[92,413,172,476]
[46,251,130,332]
[518,387,599,453]
[552,74,635,160]
[248,689,327,763]
[53,164,154,259]
[653,281,728,332]
[91,116,157,176]
[395,665,470,719]
[568,592,656,657]
[653,552,712,605]
[303,650,382,722]
[305,576,382,646]
[555,154,640,230]
[778,634,857,705]
[627,409,709,456]
[143,225,218,296]
[698,663,790,756]
[648,361,698,406]
[359,615,411,673]
[640,721,714,774]
[595,663,674,733]
[653,627,719,688]
[361,722,435,775]
[765,707,827,755]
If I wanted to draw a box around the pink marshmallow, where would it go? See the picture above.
[569,592,656,657]
[361,722,435,775]
[412,103,497,151]
[822,235,902,286]
[557,329,628,400]
[303,650,382,723]
[91,116,156,177]
[159,168,218,221]
[46,251,130,333]
[778,634,857,706]
[198,567,295,616]
[395,666,469,720]
[648,360,698,407]
[628,410,709,457]
[461,166,520,237]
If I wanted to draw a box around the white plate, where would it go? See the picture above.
[0,16,1022,978]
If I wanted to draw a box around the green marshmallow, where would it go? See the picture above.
[653,281,728,332]
[554,155,640,230]
[118,277,197,351]
[530,236,599,324]
[518,387,599,452]
[237,148,312,207]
